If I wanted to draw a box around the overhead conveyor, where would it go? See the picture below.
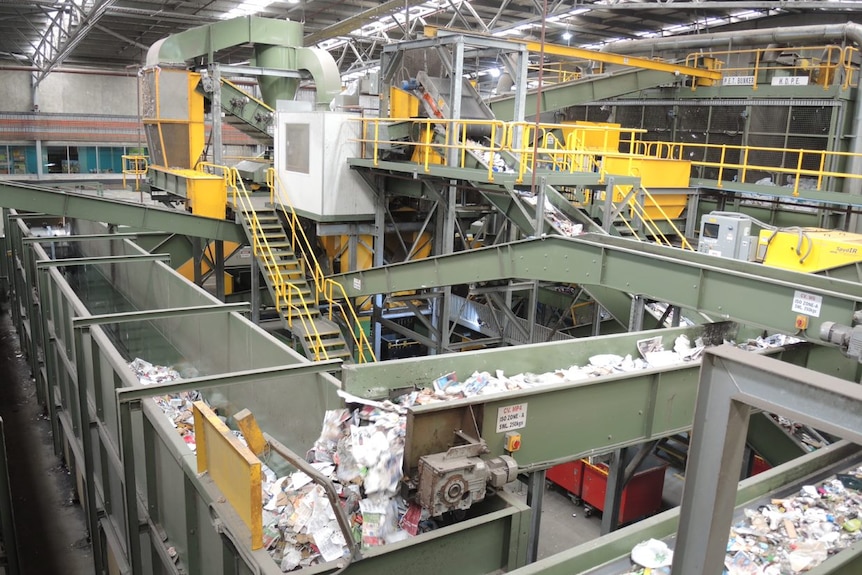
[0,180,245,242]
[334,233,862,339]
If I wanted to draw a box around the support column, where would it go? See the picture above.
[211,63,223,165]
[629,295,645,332]
[214,240,225,302]
[600,448,625,535]
[192,237,203,287]
[373,181,386,360]
[250,255,260,325]
[525,469,546,564]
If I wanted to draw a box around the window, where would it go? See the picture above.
[284,123,310,174]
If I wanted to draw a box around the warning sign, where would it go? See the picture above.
[791,290,822,317]
[496,403,528,433]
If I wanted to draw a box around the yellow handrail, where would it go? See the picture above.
[683,44,852,91]
[266,169,377,364]
[199,163,334,362]
[121,155,148,191]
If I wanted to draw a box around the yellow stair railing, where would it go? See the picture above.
[266,168,377,364]
[201,163,333,362]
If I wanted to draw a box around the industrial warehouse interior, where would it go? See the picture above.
[4,0,862,574]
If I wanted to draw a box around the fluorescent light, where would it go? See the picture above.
[562,31,572,41]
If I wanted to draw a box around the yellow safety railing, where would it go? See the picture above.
[528,62,584,84]
[843,46,860,89]
[631,140,862,198]
[199,163,333,362]
[517,122,696,248]
[684,44,852,91]
[121,154,148,191]
[267,169,376,364]
[355,117,508,182]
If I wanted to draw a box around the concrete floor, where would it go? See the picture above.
[0,303,94,574]
[508,464,686,561]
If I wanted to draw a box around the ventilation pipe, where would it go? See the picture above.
[145,15,341,109]
[603,22,862,230]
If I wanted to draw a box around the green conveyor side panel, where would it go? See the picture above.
[489,68,678,120]
[334,233,862,337]
[0,180,245,242]
[747,411,808,466]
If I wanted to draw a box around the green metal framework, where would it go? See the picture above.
[336,233,862,337]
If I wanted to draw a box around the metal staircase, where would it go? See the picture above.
[235,205,354,361]
[217,166,375,363]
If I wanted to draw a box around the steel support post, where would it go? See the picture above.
[373,183,386,359]
[600,448,626,535]
[525,469,546,564]
[602,177,615,233]
[36,268,62,456]
[0,419,20,575]
[214,239,225,302]
[592,303,604,336]
[250,255,260,325]
[211,63,223,165]
[629,295,645,332]
[73,325,106,575]
[118,400,143,574]
[672,346,862,575]
[192,237,202,286]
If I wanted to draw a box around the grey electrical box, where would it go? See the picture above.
[698,213,757,261]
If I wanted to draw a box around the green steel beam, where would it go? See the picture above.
[71,303,252,328]
[489,68,681,121]
[0,180,245,243]
[508,441,861,575]
[335,233,862,336]
[35,254,170,268]
[22,232,168,243]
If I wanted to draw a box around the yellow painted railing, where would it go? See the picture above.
[684,44,855,91]
[199,163,333,362]
[630,140,862,197]
[357,117,508,182]
[121,154,148,191]
[267,169,376,364]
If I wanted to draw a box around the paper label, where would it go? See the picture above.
[353,277,361,290]
[496,403,528,433]
[791,290,822,317]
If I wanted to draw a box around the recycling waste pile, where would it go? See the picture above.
[126,332,801,572]
[619,468,862,575]
[395,333,799,407]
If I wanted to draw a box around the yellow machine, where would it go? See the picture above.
[757,228,862,273]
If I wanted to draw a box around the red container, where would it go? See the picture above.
[750,454,772,476]
[581,460,667,524]
[547,459,586,498]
